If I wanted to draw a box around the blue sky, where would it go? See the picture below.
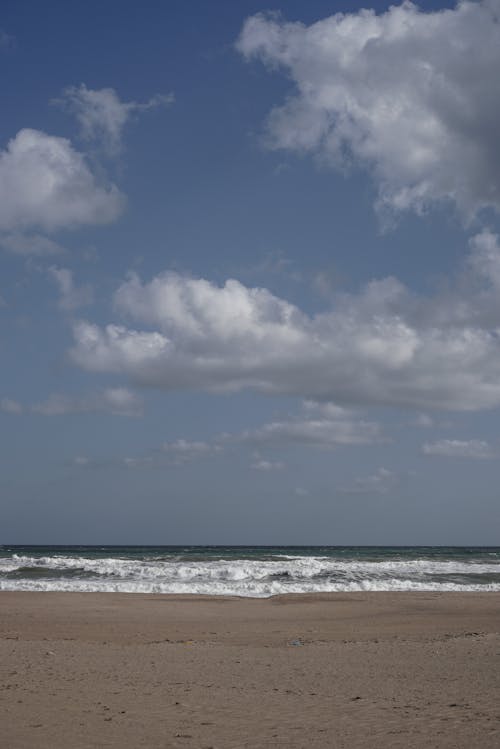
[1,0,500,544]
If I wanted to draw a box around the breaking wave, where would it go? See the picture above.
[1,546,499,596]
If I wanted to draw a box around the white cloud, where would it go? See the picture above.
[161,438,221,465]
[241,402,382,448]
[102,403,376,472]
[422,439,495,459]
[1,397,23,414]
[251,457,285,471]
[122,456,155,468]
[414,413,434,428]
[340,467,398,495]
[33,387,142,417]
[0,129,124,233]
[0,232,65,256]
[56,84,174,153]
[49,266,93,310]
[70,231,500,411]
[122,438,222,469]
[412,412,453,429]
[74,456,90,466]
[468,229,500,290]
[237,1,500,220]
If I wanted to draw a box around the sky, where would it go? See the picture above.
[1,0,500,545]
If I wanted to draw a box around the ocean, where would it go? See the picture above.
[1,545,500,596]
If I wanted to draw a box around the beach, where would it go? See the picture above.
[1,592,499,748]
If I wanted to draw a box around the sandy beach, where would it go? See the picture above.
[1,591,499,748]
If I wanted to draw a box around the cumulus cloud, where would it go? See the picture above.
[237,1,500,220]
[70,231,500,411]
[56,84,174,153]
[49,266,93,310]
[0,129,124,233]
[33,387,142,417]
[422,439,495,459]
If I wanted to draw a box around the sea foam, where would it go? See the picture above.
[1,547,499,596]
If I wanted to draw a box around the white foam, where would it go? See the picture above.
[1,577,500,596]
[1,552,499,596]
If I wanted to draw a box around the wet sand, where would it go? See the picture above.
[1,591,499,748]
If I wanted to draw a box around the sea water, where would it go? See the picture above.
[1,546,499,596]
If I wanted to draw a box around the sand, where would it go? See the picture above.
[1,591,499,748]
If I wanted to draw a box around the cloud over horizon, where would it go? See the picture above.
[70,230,500,412]
[5,0,500,546]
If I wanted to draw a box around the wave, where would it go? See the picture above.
[3,565,102,580]
[1,551,499,596]
[1,577,500,595]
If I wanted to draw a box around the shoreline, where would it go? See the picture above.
[2,591,500,747]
